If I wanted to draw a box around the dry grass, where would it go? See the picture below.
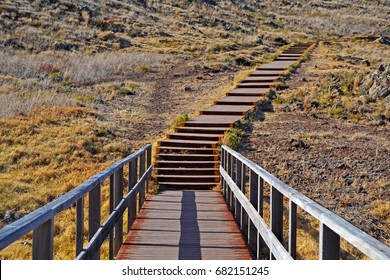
[275,40,390,124]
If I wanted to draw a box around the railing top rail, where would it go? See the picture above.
[0,144,151,251]
[221,145,390,260]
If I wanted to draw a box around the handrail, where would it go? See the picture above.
[220,145,390,260]
[0,144,153,260]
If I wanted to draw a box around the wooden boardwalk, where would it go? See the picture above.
[116,190,252,260]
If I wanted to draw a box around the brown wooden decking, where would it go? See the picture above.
[116,190,253,260]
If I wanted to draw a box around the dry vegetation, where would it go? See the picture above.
[0,0,389,259]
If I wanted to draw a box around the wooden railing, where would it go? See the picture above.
[220,145,390,260]
[0,144,152,260]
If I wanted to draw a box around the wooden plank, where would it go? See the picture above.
[320,222,340,260]
[32,218,54,260]
[88,184,101,260]
[76,197,84,257]
[116,190,252,260]
[289,200,297,259]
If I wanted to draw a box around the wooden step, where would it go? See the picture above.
[156,175,220,183]
[155,167,219,175]
[229,88,269,96]
[201,104,254,116]
[186,115,242,127]
[155,161,219,168]
[168,133,223,141]
[158,139,218,148]
[176,127,228,134]
[237,83,272,88]
[156,146,217,154]
[241,76,280,83]
[257,61,296,71]
[157,182,218,189]
[157,154,218,161]
[278,54,302,57]
[250,70,283,77]
[275,57,298,61]
[215,96,264,106]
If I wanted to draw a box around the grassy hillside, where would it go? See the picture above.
[0,0,389,259]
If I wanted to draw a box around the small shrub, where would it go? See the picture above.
[272,82,286,90]
[172,114,190,128]
[223,128,245,150]
[330,107,344,118]
[48,71,62,82]
[274,96,285,104]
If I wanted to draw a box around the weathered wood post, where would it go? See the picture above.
[88,183,101,260]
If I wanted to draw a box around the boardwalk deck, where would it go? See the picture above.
[116,190,252,260]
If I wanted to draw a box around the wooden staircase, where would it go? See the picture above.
[155,43,313,189]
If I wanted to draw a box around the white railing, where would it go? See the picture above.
[220,145,390,260]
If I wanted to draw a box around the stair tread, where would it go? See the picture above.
[157,175,219,178]
[160,139,218,144]
[168,133,224,137]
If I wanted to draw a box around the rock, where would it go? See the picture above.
[288,139,309,151]
[2,210,23,224]
[98,31,116,41]
[336,55,370,66]
[256,36,263,45]
[118,38,133,49]
[109,23,125,33]
[266,21,280,28]
[360,64,390,101]
[378,37,390,45]
[274,37,289,45]
[235,56,253,66]
[52,41,79,51]
[3,39,25,49]
[296,102,304,110]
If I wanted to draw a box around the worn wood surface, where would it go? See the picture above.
[116,190,252,260]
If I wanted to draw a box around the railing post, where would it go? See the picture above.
[88,184,101,260]
[289,200,297,259]
[320,222,340,260]
[88,183,101,260]
[221,148,226,198]
[146,145,152,192]
[128,159,138,232]
[76,197,84,257]
[241,165,248,236]
[109,174,114,260]
[270,186,283,260]
[113,167,124,258]
[139,153,146,211]
[248,170,258,258]
[235,160,243,225]
[32,218,54,260]
[226,152,233,211]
